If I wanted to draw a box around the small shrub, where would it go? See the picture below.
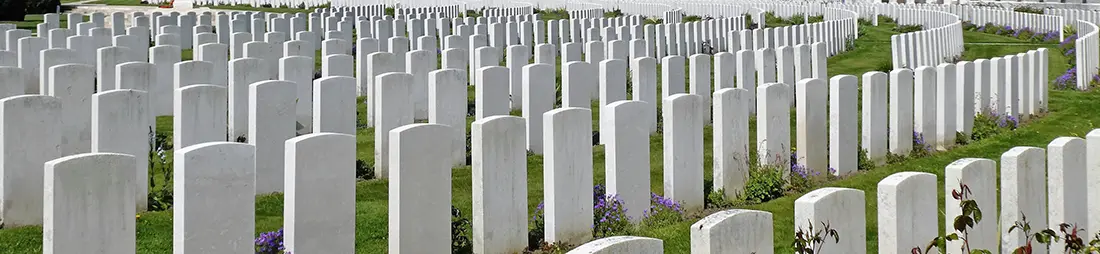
[1007,214,1058,254]
[793,220,840,253]
[971,112,1005,141]
[642,193,684,226]
[255,228,287,254]
[789,151,820,193]
[1055,67,1078,90]
[807,15,824,23]
[592,184,632,237]
[915,182,988,254]
[355,159,375,180]
[603,9,622,18]
[1014,6,1045,14]
[147,127,173,212]
[910,132,933,158]
[705,189,736,209]
[955,132,970,145]
[528,203,546,251]
[893,24,923,33]
[452,206,473,253]
[857,149,875,171]
[743,164,786,203]
[682,15,702,23]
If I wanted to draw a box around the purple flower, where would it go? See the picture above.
[255,228,288,254]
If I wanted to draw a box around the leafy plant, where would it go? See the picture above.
[255,228,289,254]
[743,164,786,203]
[642,193,684,226]
[1007,214,1058,254]
[793,220,840,254]
[528,203,546,251]
[705,189,736,209]
[955,132,970,145]
[914,182,990,254]
[893,24,923,33]
[355,159,375,180]
[592,184,632,237]
[452,206,473,253]
[147,127,173,212]
[910,132,933,158]
[857,149,875,171]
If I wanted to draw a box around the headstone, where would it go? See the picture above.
[876,172,937,253]
[49,64,94,156]
[428,69,468,166]
[506,45,529,110]
[543,107,593,246]
[195,43,229,87]
[0,66,25,97]
[471,116,528,254]
[173,142,256,253]
[374,73,414,179]
[284,133,356,253]
[794,188,866,254]
[796,78,827,175]
[312,77,356,135]
[388,124,452,253]
[945,158,998,251]
[568,236,663,254]
[1048,137,1088,252]
[475,66,510,119]
[663,94,704,212]
[173,84,228,148]
[280,56,314,135]
[889,69,914,156]
[690,209,773,253]
[227,58,269,139]
[43,153,136,253]
[96,46,131,92]
[149,45,180,116]
[0,95,62,227]
[605,100,651,222]
[829,75,857,176]
[406,50,436,120]
[38,48,76,95]
[757,83,790,168]
[913,66,937,151]
[1000,147,1047,253]
[936,63,957,150]
[688,54,711,124]
[91,89,149,212]
[661,56,685,98]
[862,72,888,165]
[249,80,296,194]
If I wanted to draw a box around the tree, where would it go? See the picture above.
[0,0,28,21]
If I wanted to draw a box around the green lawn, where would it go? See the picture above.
[0,14,84,31]
[0,20,1086,254]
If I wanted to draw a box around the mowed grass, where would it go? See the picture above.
[0,22,1084,254]
[0,14,86,31]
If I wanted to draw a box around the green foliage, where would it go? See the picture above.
[857,149,875,171]
[793,220,840,254]
[451,206,473,254]
[355,159,375,180]
[893,24,923,33]
[743,165,786,204]
[1013,6,1045,15]
[878,15,897,25]
[1008,215,1059,254]
[705,189,736,209]
[536,8,568,20]
[916,182,992,254]
[641,193,684,227]
[464,9,482,18]
[603,9,622,18]
[644,17,662,25]
[683,15,702,23]
[971,112,1012,142]
[955,132,970,145]
[147,127,173,212]
[807,15,824,23]
[0,0,28,21]
[25,0,58,14]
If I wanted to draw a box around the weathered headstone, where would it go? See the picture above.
[0,95,62,227]
[49,64,94,156]
[794,188,866,254]
[312,77,356,135]
[284,133,356,253]
[1000,147,1047,253]
[173,142,256,253]
[605,100,651,222]
[388,124,453,253]
[471,116,528,254]
[91,89,149,212]
[543,107,594,246]
[690,209,773,254]
[374,73,414,179]
[173,84,228,148]
[876,172,937,253]
[663,94,704,212]
[43,153,136,254]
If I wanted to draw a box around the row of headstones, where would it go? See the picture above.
[483,5,534,17]
[1047,6,1100,27]
[574,127,1100,253]
[881,3,959,29]
[1076,20,1098,91]
[833,3,882,25]
[888,9,964,69]
[964,5,1064,34]
[0,59,359,227]
[375,46,1048,252]
[31,130,356,253]
[321,5,386,17]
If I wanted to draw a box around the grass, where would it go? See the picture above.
[0,20,1086,254]
[0,14,84,31]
